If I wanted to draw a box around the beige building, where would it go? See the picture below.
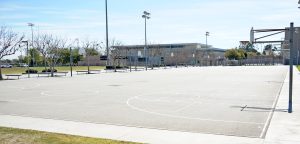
[78,55,106,66]
[111,43,226,67]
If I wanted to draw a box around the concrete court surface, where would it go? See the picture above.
[0,66,287,138]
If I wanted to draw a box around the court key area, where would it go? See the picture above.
[0,66,288,138]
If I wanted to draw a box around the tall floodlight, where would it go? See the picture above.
[28,23,35,66]
[105,0,109,66]
[205,32,210,48]
[142,11,150,71]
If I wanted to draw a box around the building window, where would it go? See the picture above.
[138,51,142,57]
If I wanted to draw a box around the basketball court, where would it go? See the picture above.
[0,66,288,138]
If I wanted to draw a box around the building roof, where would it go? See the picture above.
[197,48,226,52]
[112,43,226,52]
[113,43,212,49]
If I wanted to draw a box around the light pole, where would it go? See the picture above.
[22,41,30,78]
[142,11,150,71]
[28,23,35,67]
[70,47,73,77]
[288,22,294,113]
[205,32,210,48]
[295,28,299,66]
[105,0,109,67]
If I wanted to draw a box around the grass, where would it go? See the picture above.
[298,65,300,71]
[1,66,105,75]
[0,127,139,144]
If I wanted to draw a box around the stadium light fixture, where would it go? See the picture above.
[142,11,150,71]
[205,32,210,48]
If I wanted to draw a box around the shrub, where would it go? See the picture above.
[105,66,114,70]
[25,69,38,74]
[106,66,128,69]
[42,69,57,72]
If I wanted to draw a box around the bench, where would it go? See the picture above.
[76,70,101,74]
[104,68,127,73]
[55,72,68,76]
[133,67,145,71]
[5,74,22,79]
[76,70,88,74]
[22,72,68,77]
[89,70,101,73]
[37,72,51,77]
[22,72,50,77]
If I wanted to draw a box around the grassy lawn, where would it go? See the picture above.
[1,66,105,75]
[0,127,139,144]
[298,65,300,71]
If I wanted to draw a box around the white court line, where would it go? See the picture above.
[259,71,288,138]
[126,96,264,125]
[136,95,273,106]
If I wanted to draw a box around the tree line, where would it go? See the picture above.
[0,26,104,79]
[225,44,279,60]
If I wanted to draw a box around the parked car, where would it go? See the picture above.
[19,63,29,67]
[0,64,13,68]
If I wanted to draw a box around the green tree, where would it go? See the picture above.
[85,48,99,56]
[71,48,81,65]
[28,48,42,66]
[57,48,70,65]
[225,49,239,60]
[56,48,81,65]
[246,52,257,58]
[225,48,247,60]
[237,49,246,59]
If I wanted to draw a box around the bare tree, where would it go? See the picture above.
[0,26,24,80]
[81,39,100,74]
[45,35,66,77]
[109,38,123,72]
[35,34,50,70]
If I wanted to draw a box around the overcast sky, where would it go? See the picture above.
[1,0,300,53]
